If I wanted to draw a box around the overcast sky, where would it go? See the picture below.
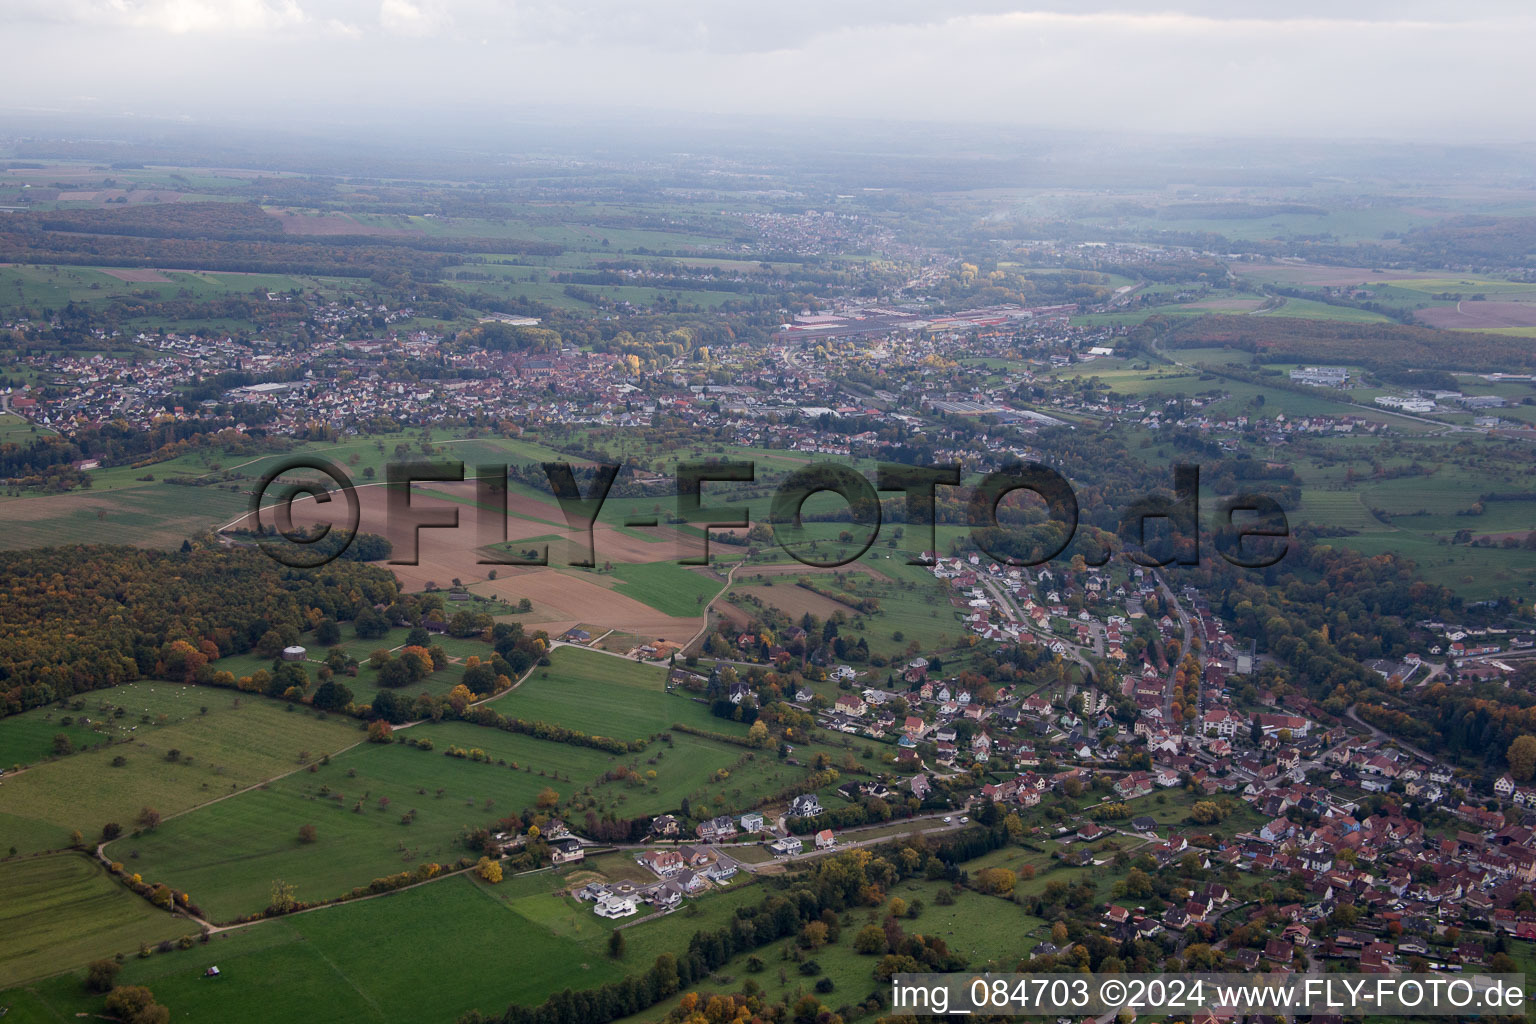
[4,1,1534,142]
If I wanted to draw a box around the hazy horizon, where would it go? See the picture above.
[5,1,1536,145]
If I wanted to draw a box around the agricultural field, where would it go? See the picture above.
[568,560,728,619]
[0,853,190,988]
[0,707,114,768]
[1254,297,1394,323]
[0,683,360,857]
[100,705,805,922]
[1274,436,1536,599]
[0,864,767,1023]
[0,481,251,551]
[0,264,352,309]
[104,726,578,921]
[728,554,967,659]
[487,645,725,742]
[0,425,595,552]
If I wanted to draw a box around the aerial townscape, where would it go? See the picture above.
[2,6,1536,1024]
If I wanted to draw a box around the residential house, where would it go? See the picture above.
[697,815,738,842]
[595,895,637,918]
[768,835,803,857]
[550,838,585,865]
[789,794,824,818]
[639,850,685,876]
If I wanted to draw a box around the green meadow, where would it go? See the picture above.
[0,684,359,857]
[1,866,767,1024]
[572,560,727,618]
[487,645,733,742]
[105,728,579,921]
[0,853,190,988]
[0,709,114,769]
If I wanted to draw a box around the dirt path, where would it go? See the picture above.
[685,559,744,652]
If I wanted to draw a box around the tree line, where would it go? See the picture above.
[0,544,397,717]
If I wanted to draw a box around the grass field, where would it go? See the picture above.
[98,711,794,922]
[571,560,728,618]
[82,647,866,921]
[105,726,584,921]
[0,411,53,442]
[0,709,115,769]
[488,645,735,742]
[0,265,355,309]
[623,871,1051,1023]
[0,853,190,988]
[1336,531,1536,602]
[0,482,252,551]
[0,426,590,551]
[0,863,762,1022]
[1282,442,1536,600]
[0,684,360,857]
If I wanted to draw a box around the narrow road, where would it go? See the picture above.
[1153,570,1196,720]
[1343,703,1436,763]
[979,576,1097,681]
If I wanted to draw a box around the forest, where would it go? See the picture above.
[0,544,398,716]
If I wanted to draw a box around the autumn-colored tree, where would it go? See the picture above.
[105,986,169,1024]
[475,856,503,884]
[399,645,434,680]
[366,720,394,743]
[1190,800,1223,825]
[536,786,560,809]
[85,959,121,993]
[0,547,395,718]
[297,824,317,844]
[800,920,829,949]
[975,867,1016,896]
[854,924,887,954]
[268,879,297,915]
[1509,734,1536,781]
[162,639,208,683]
